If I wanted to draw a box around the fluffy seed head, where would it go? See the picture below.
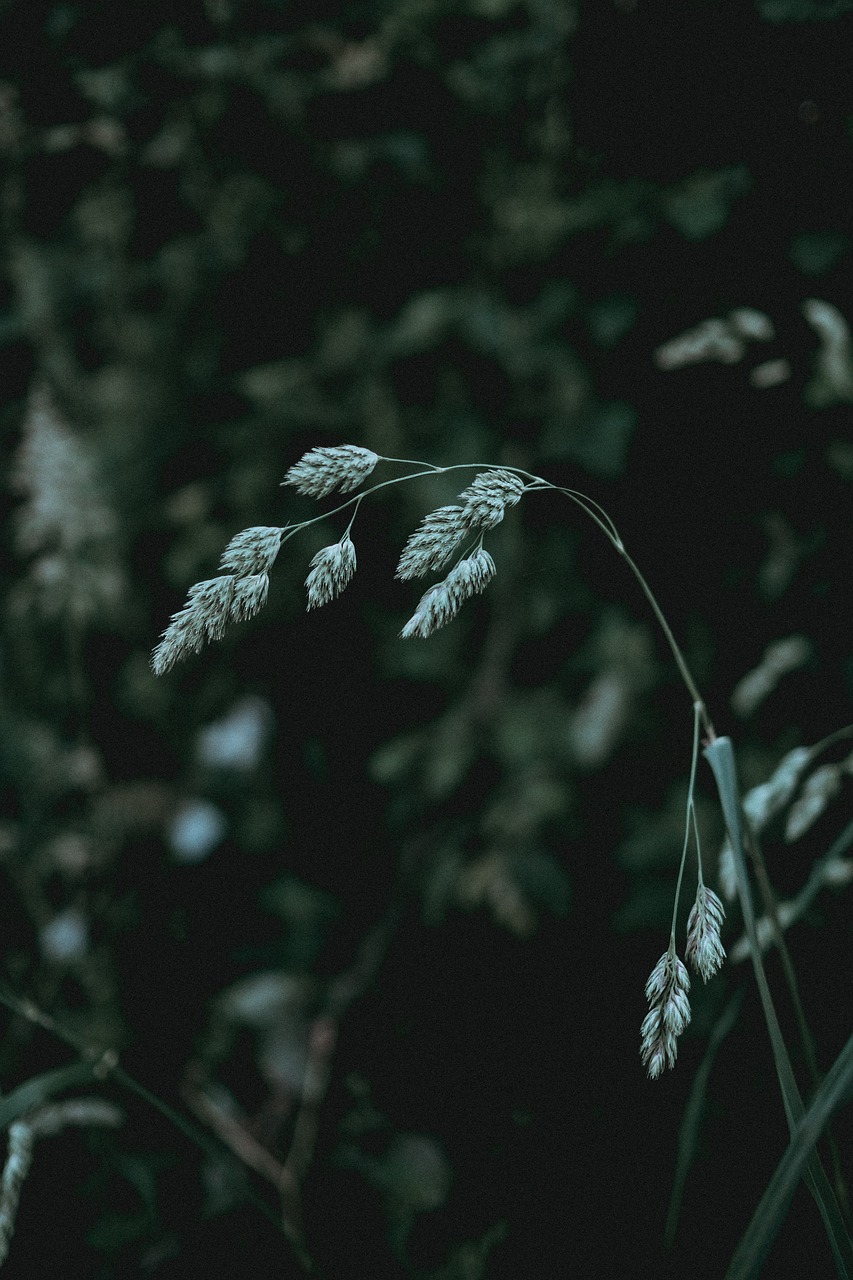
[400,547,496,639]
[641,946,691,1079]
[445,546,496,606]
[458,469,525,529]
[686,885,726,982]
[283,445,379,498]
[400,581,457,640]
[305,537,357,610]
[396,505,469,580]
[220,526,283,576]
[151,576,236,674]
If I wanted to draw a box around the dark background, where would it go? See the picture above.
[0,0,852,1276]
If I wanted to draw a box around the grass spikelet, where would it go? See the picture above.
[458,469,525,529]
[305,537,357,610]
[396,505,469,580]
[641,943,691,1078]
[400,546,496,638]
[151,577,236,674]
[400,581,456,639]
[283,445,379,498]
[685,884,726,982]
[446,546,496,604]
[229,573,270,621]
[220,526,283,576]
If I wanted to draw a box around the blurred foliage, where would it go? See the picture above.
[0,1,852,1277]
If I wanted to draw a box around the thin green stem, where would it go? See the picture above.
[670,701,702,939]
[283,457,715,741]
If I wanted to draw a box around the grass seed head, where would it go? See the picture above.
[641,946,691,1078]
[283,445,379,498]
[458,469,525,529]
[686,885,726,983]
[305,536,357,610]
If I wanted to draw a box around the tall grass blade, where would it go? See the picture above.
[705,737,853,1278]
[727,1029,853,1280]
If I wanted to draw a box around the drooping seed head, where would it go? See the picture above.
[458,469,525,529]
[396,505,469,580]
[220,526,283,576]
[640,945,691,1078]
[685,884,726,983]
[229,573,270,622]
[400,547,496,639]
[305,536,357,610]
[151,576,237,674]
[283,445,379,498]
[444,546,496,607]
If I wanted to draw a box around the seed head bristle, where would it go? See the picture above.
[283,445,379,498]
[445,546,496,605]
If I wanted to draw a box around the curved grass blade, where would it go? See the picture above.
[705,737,853,1278]
[727,1028,853,1280]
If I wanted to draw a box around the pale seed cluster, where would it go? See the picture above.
[685,884,726,983]
[284,445,379,497]
[151,525,285,673]
[640,945,691,1080]
[400,548,496,638]
[151,572,271,674]
[641,883,726,1077]
[219,525,283,577]
[392,467,526,636]
[153,445,527,669]
[305,536,356,610]
[396,505,469,580]
[457,469,525,529]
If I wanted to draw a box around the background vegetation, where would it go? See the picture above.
[0,0,852,1276]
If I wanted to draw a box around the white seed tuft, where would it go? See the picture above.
[446,546,496,604]
[685,884,726,982]
[283,445,379,498]
[458,469,525,529]
[400,581,456,639]
[220,526,283,576]
[640,945,691,1079]
[151,576,236,674]
[400,547,496,639]
[396,505,469,580]
[305,537,357,610]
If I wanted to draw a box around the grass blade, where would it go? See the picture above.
[727,1029,853,1280]
[704,737,853,1278]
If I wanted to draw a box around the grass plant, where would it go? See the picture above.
[147,443,853,1276]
